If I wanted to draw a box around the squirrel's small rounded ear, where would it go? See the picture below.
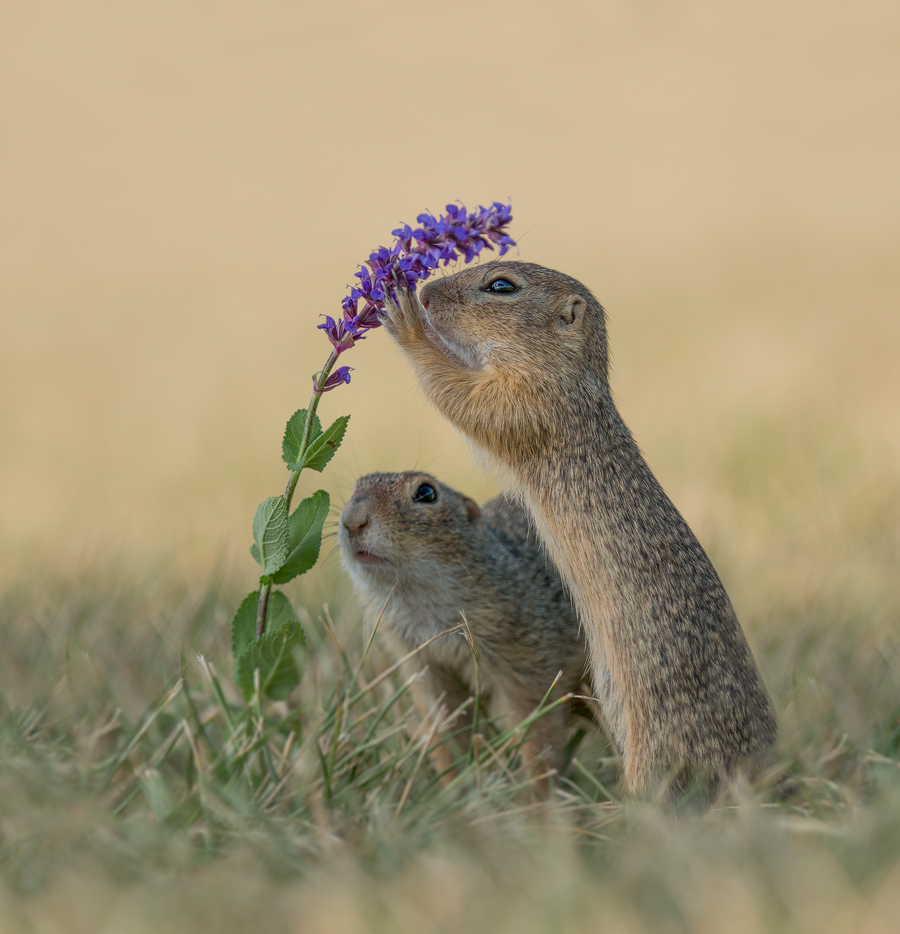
[463,497,482,524]
[557,295,586,331]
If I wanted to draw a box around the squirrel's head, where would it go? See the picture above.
[418,261,609,386]
[339,472,482,590]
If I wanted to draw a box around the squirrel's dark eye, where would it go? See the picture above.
[486,278,516,294]
[412,483,438,504]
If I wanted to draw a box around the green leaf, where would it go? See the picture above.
[251,496,290,576]
[230,590,260,661]
[282,409,322,469]
[266,589,301,630]
[231,590,299,661]
[234,616,305,700]
[295,415,350,473]
[271,490,330,584]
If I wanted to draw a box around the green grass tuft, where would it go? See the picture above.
[2,564,900,932]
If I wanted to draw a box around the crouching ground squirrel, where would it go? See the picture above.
[338,471,590,779]
[382,262,777,795]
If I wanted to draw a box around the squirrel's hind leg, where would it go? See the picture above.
[506,691,568,800]
[416,663,478,783]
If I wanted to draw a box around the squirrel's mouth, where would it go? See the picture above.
[354,550,389,567]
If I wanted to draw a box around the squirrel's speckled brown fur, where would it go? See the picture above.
[382,261,777,794]
[338,471,589,779]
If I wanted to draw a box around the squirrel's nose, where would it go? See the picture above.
[419,283,431,310]
[341,503,369,536]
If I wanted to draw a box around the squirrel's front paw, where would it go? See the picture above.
[381,285,425,343]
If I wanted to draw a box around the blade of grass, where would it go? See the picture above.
[395,707,443,818]
[102,679,183,786]
[198,656,236,734]
[570,756,619,803]
[349,584,395,693]
[346,624,464,707]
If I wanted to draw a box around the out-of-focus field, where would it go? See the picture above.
[1,1,899,931]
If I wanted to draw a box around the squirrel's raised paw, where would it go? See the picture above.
[381,285,426,343]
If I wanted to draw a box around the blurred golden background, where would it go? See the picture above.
[2,0,898,623]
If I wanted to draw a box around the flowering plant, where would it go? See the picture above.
[229,203,516,701]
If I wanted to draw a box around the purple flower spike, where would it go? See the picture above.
[314,366,353,394]
[318,315,357,354]
[324,201,515,357]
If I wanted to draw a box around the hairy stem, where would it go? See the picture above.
[283,351,339,509]
[256,350,340,639]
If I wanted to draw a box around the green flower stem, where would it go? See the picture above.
[255,585,272,640]
[255,350,339,639]
[283,350,339,510]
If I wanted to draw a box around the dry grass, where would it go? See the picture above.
[2,0,900,929]
[1,557,900,934]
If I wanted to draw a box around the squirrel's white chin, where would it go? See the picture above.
[423,316,484,370]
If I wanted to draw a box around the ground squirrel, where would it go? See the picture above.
[338,471,590,780]
[381,262,777,795]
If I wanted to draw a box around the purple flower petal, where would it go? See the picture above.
[314,365,354,394]
[327,201,515,355]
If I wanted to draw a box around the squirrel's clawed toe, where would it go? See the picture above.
[381,285,425,338]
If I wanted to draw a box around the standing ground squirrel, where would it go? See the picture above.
[381,262,777,795]
[338,471,590,780]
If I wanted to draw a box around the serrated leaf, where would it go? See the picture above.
[251,496,290,576]
[231,590,299,660]
[234,618,305,700]
[266,590,300,630]
[282,409,322,468]
[288,415,350,473]
[271,490,330,584]
[230,590,260,661]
